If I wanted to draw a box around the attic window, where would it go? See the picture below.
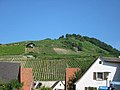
[99,61,102,64]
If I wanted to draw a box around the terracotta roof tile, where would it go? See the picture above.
[66,68,80,90]
[20,68,33,90]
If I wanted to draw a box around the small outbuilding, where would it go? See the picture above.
[25,43,36,53]
[26,43,36,48]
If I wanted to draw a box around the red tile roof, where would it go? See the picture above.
[20,68,33,90]
[66,68,80,90]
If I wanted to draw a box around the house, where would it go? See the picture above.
[34,81,65,90]
[25,43,37,53]
[51,81,65,90]
[74,57,120,90]
[0,62,33,90]
[66,68,80,90]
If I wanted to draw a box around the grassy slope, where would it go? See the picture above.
[0,45,25,55]
[0,39,117,80]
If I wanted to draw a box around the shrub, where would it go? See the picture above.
[39,86,52,90]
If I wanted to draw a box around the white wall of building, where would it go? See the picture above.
[34,81,65,90]
[75,57,120,90]
[52,81,65,90]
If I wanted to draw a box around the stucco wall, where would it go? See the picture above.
[52,81,65,90]
[75,58,120,90]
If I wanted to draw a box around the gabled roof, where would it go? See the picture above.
[26,43,36,48]
[0,62,20,83]
[51,81,59,89]
[51,81,65,89]
[101,57,120,63]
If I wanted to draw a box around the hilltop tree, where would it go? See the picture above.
[83,36,120,56]
[59,35,64,39]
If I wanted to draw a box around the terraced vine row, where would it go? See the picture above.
[0,55,95,81]
[24,59,67,80]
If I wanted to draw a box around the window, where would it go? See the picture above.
[93,72,110,81]
[99,61,102,64]
[97,72,103,80]
[104,72,109,80]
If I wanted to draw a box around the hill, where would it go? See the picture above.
[0,34,120,81]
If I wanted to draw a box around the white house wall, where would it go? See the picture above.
[75,58,120,90]
[52,81,65,90]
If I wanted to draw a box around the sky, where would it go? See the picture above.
[0,0,120,50]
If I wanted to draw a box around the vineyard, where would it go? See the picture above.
[0,55,95,81]
[0,34,118,81]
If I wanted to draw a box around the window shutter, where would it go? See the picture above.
[104,72,108,80]
[93,72,96,80]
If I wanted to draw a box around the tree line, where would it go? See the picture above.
[58,34,120,56]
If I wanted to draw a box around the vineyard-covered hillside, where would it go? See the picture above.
[0,55,95,81]
[0,34,119,81]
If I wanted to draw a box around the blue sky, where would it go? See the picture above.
[0,0,120,50]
